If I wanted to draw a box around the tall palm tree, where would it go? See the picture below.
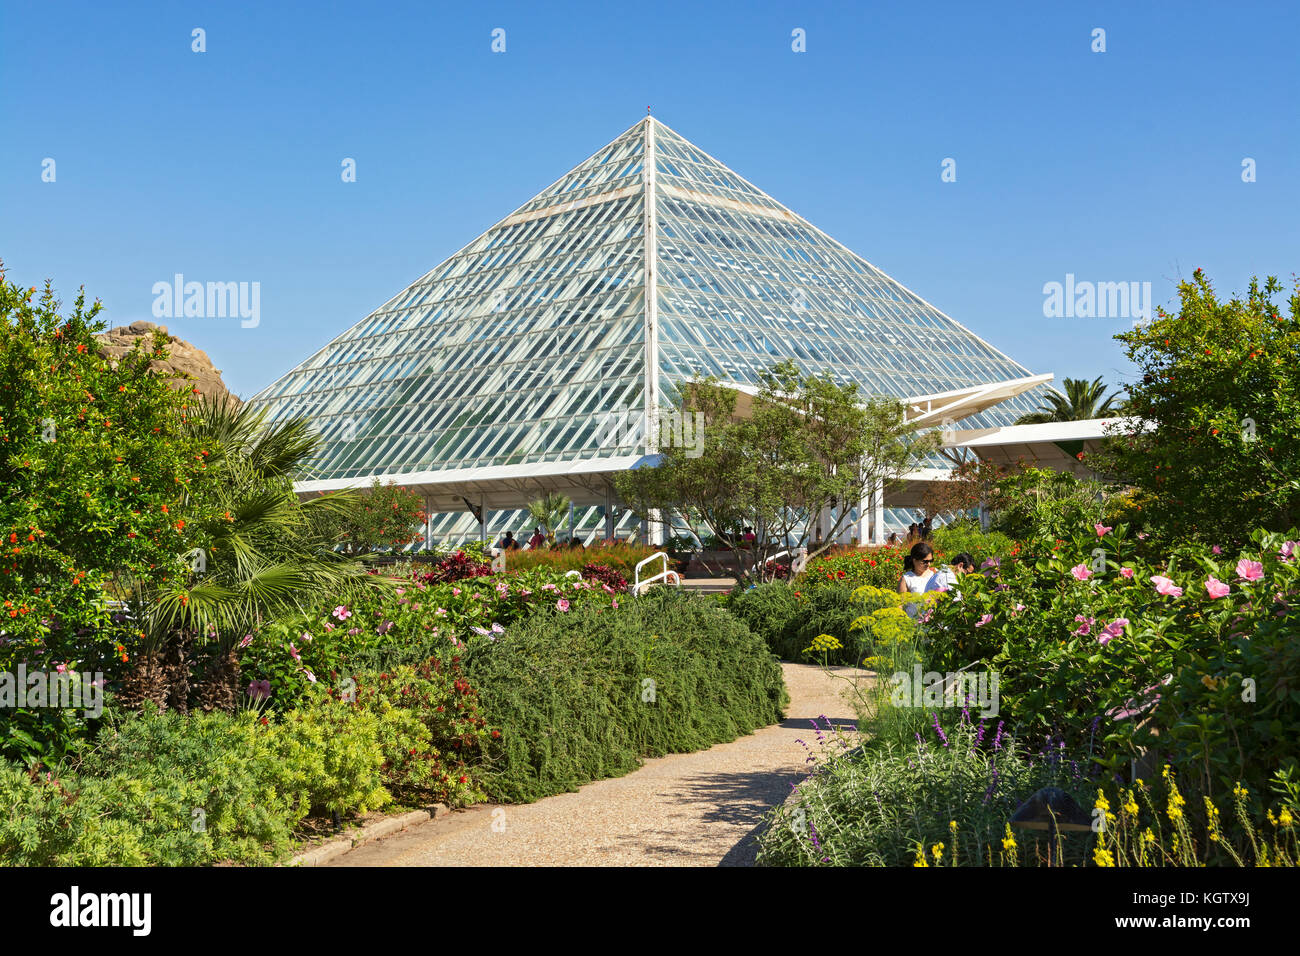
[1015,376,1123,424]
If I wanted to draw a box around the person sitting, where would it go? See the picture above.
[898,542,936,617]
[569,535,585,550]
[527,527,545,549]
[925,552,973,600]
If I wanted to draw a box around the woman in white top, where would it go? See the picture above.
[898,542,936,617]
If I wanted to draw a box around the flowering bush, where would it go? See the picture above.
[922,520,1300,800]
[803,547,905,593]
[343,659,492,808]
[239,565,625,707]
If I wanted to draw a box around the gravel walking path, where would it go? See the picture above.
[328,662,867,867]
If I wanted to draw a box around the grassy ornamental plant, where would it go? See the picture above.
[461,588,787,803]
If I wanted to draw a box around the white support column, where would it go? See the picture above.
[856,488,870,547]
[604,486,615,542]
[648,508,665,547]
[816,503,833,546]
[480,494,488,545]
[642,117,660,457]
[424,495,433,552]
[872,478,885,545]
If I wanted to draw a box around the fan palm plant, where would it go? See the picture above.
[526,492,571,538]
[1015,376,1123,425]
[117,395,384,712]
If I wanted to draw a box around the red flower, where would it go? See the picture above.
[458,775,467,784]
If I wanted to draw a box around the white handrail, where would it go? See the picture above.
[633,551,682,595]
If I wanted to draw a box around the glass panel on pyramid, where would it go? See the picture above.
[249,117,1048,544]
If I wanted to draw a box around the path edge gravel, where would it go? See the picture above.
[284,804,451,867]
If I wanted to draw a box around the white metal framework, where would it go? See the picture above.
[249,118,1053,543]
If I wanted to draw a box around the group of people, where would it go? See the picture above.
[495,529,586,551]
[897,541,975,613]
[885,519,933,547]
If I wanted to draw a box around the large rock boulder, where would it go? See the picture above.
[96,320,238,403]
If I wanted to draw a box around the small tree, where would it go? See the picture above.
[0,270,214,758]
[617,361,938,581]
[921,456,1022,523]
[320,479,426,555]
[1094,270,1300,545]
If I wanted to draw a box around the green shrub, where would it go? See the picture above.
[728,582,804,657]
[0,707,312,866]
[792,588,866,663]
[0,763,151,866]
[270,695,391,818]
[929,520,1013,566]
[923,521,1300,803]
[464,589,787,802]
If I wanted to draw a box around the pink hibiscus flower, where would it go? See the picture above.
[331,605,351,621]
[1119,567,1135,579]
[1204,577,1231,599]
[1235,559,1264,582]
[1095,523,1113,537]
[1097,618,1128,645]
[1151,575,1183,598]
[1070,564,1092,582]
[975,613,993,627]
[556,599,570,612]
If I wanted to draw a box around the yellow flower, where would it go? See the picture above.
[931,842,944,863]
[1142,828,1156,845]
[1093,846,1116,867]
[913,844,928,867]
[1001,823,1017,853]
[804,633,844,655]
[1233,783,1249,800]
[1281,808,1294,828]
[1123,790,1139,816]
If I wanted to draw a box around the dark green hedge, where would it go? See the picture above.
[464,588,788,803]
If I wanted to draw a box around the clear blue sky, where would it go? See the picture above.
[3,0,1297,399]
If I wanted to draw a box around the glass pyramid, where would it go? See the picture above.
[249,118,1045,539]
